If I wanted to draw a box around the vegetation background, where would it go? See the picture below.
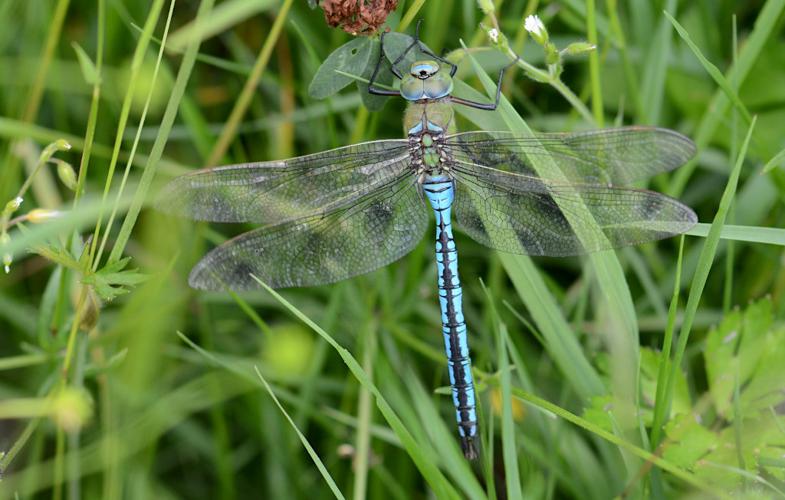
[1,0,785,498]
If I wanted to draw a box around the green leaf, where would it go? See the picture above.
[705,308,742,417]
[356,39,391,111]
[71,42,100,86]
[582,395,615,434]
[381,32,418,72]
[663,413,717,470]
[308,38,373,99]
[34,244,81,271]
[82,257,147,301]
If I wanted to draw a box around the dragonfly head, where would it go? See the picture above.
[400,60,453,101]
[410,60,440,79]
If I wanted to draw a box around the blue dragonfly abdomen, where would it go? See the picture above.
[423,173,478,459]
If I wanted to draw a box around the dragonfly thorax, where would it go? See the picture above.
[408,125,453,178]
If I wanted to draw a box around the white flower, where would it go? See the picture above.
[11,197,23,209]
[488,28,499,44]
[524,15,548,44]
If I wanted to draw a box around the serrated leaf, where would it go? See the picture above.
[82,258,147,301]
[738,297,772,382]
[705,308,742,417]
[308,37,373,99]
[740,327,785,414]
[71,42,100,86]
[34,244,81,271]
[581,395,614,433]
[639,347,690,421]
[663,413,716,469]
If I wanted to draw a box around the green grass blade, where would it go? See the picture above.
[254,366,347,500]
[686,223,785,246]
[167,0,277,50]
[762,146,785,174]
[657,117,756,444]
[109,0,215,263]
[669,0,785,197]
[499,324,523,500]
[638,0,676,124]
[664,11,752,124]
[250,276,461,500]
[206,0,294,166]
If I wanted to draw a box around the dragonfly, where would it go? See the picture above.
[158,27,697,460]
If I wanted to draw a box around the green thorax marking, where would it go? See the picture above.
[403,101,455,136]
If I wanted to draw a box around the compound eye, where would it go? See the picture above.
[411,61,439,78]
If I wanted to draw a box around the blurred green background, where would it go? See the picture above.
[2,0,785,498]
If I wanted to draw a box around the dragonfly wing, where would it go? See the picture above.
[452,165,697,256]
[157,139,411,224]
[446,127,695,185]
[188,175,427,290]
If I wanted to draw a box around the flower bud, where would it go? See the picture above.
[50,387,92,432]
[524,15,548,45]
[4,196,23,214]
[27,208,62,223]
[564,41,596,56]
[55,160,78,190]
[488,28,499,44]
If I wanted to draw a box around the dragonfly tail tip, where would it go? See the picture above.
[461,436,479,460]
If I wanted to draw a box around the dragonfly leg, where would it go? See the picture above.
[369,29,403,97]
[448,54,520,110]
[409,20,459,77]
[423,175,480,460]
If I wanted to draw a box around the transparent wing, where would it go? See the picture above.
[157,139,410,224]
[452,164,697,256]
[188,175,427,290]
[446,127,695,185]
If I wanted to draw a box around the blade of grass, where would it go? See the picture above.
[254,366,346,500]
[93,0,176,269]
[251,276,461,500]
[404,372,486,499]
[109,0,216,263]
[664,11,751,125]
[492,384,727,497]
[686,223,785,245]
[481,281,523,499]
[638,0,676,124]
[206,0,294,166]
[669,0,785,197]
[353,321,376,500]
[86,0,165,266]
[605,0,642,118]
[586,0,603,126]
[654,116,756,448]
[167,0,277,50]
[762,147,785,174]
[72,0,105,206]
[0,0,71,201]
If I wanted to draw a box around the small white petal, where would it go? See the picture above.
[12,196,23,209]
[524,15,545,37]
[488,28,499,43]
